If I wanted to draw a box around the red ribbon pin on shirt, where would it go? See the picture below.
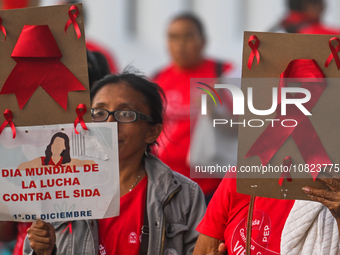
[65,5,81,39]
[247,35,260,70]
[61,222,73,234]
[325,37,340,70]
[0,17,7,42]
[0,109,16,138]
[74,104,88,134]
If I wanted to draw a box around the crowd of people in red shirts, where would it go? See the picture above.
[2,0,340,254]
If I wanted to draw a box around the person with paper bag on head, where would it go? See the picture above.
[24,71,206,255]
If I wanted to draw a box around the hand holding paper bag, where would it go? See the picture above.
[302,177,340,231]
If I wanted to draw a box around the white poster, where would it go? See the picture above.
[0,123,119,222]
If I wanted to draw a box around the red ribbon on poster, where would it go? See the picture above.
[0,109,16,138]
[247,35,260,70]
[244,59,331,181]
[0,25,85,110]
[325,37,340,70]
[74,104,88,134]
[65,5,81,39]
[0,17,6,41]
[278,156,293,186]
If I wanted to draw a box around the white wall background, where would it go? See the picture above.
[40,0,340,76]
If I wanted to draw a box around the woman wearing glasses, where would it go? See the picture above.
[25,71,206,255]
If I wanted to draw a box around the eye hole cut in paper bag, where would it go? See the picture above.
[237,31,340,200]
[0,3,91,127]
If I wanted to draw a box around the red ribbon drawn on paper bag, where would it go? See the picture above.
[0,25,86,110]
[65,5,81,39]
[325,37,340,70]
[244,59,331,181]
[247,35,260,70]
[0,17,6,42]
[0,109,16,138]
[74,104,88,134]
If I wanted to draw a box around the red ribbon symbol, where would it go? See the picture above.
[278,156,293,186]
[0,17,6,42]
[61,222,73,234]
[247,35,260,70]
[245,59,331,181]
[325,37,340,70]
[0,109,16,138]
[0,25,86,110]
[65,5,81,39]
[74,104,88,134]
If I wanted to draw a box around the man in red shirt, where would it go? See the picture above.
[153,13,233,201]
[269,0,339,34]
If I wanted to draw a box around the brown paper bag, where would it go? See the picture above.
[0,3,91,127]
[237,31,340,200]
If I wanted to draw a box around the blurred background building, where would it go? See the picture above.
[38,0,340,75]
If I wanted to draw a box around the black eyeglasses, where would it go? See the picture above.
[91,108,154,123]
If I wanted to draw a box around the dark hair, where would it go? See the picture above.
[288,0,304,11]
[44,132,71,165]
[87,50,111,89]
[90,69,166,151]
[288,0,323,11]
[171,12,205,38]
[64,0,80,3]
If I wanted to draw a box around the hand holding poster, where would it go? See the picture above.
[0,123,119,222]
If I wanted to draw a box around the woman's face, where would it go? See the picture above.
[51,137,66,155]
[91,82,160,161]
[167,18,205,69]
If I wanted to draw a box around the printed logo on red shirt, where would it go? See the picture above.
[99,244,106,255]
[128,232,138,244]
[231,210,279,255]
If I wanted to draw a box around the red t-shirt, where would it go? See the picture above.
[2,0,28,9]
[197,178,294,254]
[98,176,147,255]
[280,11,340,34]
[13,222,32,255]
[40,156,63,166]
[299,23,340,35]
[153,59,233,195]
